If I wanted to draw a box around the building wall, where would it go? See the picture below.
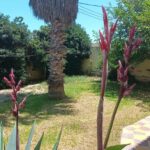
[130,59,150,82]
[26,65,46,81]
[81,45,102,75]
[82,44,150,82]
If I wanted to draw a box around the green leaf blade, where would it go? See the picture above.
[106,144,128,150]
[6,124,16,150]
[52,126,63,150]
[25,121,36,150]
[34,133,44,150]
[0,122,3,150]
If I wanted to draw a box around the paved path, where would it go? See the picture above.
[0,83,47,102]
[121,116,150,150]
[0,90,10,102]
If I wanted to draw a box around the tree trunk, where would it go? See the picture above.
[48,19,66,99]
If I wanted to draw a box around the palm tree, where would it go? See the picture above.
[29,0,78,98]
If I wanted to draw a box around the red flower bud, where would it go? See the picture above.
[3,77,12,87]
[16,80,22,92]
[102,6,109,41]
[132,38,142,50]
[9,69,15,78]
[129,26,136,41]
[123,84,136,97]
[19,96,27,109]
[9,69,15,86]
[117,61,128,85]
[10,92,16,102]
[124,42,131,58]
[110,19,118,42]
[99,30,108,51]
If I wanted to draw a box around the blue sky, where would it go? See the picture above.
[0,0,117,41]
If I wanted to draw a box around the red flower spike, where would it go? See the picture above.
[99,6,117,53]
[19,96,27,109]
[123,84,136,97]
[102,6,109,42]
[129,26,136,41]
[3,77,12,87]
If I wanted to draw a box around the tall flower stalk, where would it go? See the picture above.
[104,26,142,149]
[97,6,117,150]
[3,69,27,150]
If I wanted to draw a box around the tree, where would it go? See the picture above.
[0,14,29,88]
[26,25,50,71]
[102,0,150,81]
[109,0,150,71]
[29,0,78,99]
[64,24,91,75]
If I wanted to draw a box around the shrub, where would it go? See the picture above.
[0,14,29,88]
[64,24,91,75]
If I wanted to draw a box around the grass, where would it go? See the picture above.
[0,76,150,149]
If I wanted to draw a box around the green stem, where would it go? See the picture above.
[104,87,124,149]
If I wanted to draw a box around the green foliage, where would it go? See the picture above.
[64,24,91,75]
[0,121,63,150]
[25,121,36,150]
[26,24,91,77]
[109,0,150,71]
[26,25,50,69]
[106,144,128,150]
[34,133,44,150]
[0,14,29,88]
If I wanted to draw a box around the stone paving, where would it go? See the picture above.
[121,116,150,150]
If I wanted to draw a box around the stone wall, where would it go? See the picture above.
[81,44,101,75]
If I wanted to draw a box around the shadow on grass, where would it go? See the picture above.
[90,80,119,99]
[90,79,150,102]
[91,79,150,112]
[0,77,149,126]
[0,93,76,126]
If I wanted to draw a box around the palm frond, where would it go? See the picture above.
[29,0,78,25]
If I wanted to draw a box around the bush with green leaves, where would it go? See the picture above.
[0,14,29,88]
[64,24,91,75]
[26,25,50,70]
[26,24,91,77]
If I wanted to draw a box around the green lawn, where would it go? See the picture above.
[0,76,149,149]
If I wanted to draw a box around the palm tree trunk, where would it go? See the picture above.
[48,19,66,99]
